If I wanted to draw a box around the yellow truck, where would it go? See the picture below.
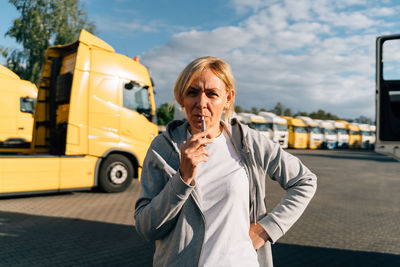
[340,121,361,149]
[0,65,37,147]
[0,30,158,196]
[282,116,308,149]
[296,116,323,149]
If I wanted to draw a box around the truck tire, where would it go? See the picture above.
[98,154,134,193]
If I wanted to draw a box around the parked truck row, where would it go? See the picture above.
[235,112,376,150]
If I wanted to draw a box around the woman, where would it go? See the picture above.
[135,56,317,267]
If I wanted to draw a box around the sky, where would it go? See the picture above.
[1,0,400,120]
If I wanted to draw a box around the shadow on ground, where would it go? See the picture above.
[0,211,154,266]
[292,150,399,163]
[1,211,399,266]
[272,243,400,267]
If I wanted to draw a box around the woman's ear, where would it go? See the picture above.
[226,89,235,109]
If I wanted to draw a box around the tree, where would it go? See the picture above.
[251,107,259,115]
[272,102,283,115]
[295,111,308,117]
[309,109,339,120]
[156,103,175,126]
[1,0,96,83]
[234,105,243,113]
[283,108,292,116]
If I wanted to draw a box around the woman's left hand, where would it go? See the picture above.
[249,223,270,250]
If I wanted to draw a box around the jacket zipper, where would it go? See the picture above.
[190,194,207,267]
[242,150,258,223]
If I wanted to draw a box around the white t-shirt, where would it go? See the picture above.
[190,130,259,267]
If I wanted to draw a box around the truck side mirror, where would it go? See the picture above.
[124,81,140,90]
[20,97,35,114]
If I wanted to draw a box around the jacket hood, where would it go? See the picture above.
[163,119,189,154]
[229,117,249,152]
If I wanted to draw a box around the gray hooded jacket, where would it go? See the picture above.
[134,119,317,267]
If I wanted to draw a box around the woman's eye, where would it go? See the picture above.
[187,90,197,96]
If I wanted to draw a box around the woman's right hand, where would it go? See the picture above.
[179,131,212,185]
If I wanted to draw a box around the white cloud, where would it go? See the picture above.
[230,0,273,13]
[369,7,396,16]
[322,11,375,30]
[141,0,400,119]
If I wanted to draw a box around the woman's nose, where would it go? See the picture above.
[197,92,208,108]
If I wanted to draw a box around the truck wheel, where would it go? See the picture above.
[98,154,134,193]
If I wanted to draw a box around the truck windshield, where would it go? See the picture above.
[249,123,269,131]
[123,83,151,118]
[337,128,348,135]
[309,126,322,134]
[350,130,360,135]
[325,129,337,135]
[361,131,372,136]
[293,126,307,133]
[274,123,288,131]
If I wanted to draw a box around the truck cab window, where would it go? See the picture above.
[123,82,152,119]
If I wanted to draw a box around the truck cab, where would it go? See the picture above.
[370,125,376,149]
[259,111,288,148]
[281,116,307,149]
[0,30,158,196]
[346,123,361,149]
[358,123,374,149]
[314,119,337,149]
[296,116,323,149]
[238,112,271,139]
[0,66,37,147]
[333,120,349,148]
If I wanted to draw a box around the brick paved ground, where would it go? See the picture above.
[0,149,399,266]
[268,149,400,267]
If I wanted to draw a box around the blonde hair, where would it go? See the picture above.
[174,56,235,121]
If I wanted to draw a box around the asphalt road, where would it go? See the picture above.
[0,149,399,267]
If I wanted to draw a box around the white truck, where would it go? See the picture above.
[259,111,288,148]
[357,123,374,149]
[370,125,376,149]
[329,120,349,148]
[238,113,271,139]
[315,119,338,149]
[296,116,323,149]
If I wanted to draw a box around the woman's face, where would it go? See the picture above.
[182,68,234,137]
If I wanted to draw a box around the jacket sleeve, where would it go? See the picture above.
[256,135,317,243]
[134,141,194,241]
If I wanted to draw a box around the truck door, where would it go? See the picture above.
[376,35,400,157]
[377,35,400,141]
[88,75,121,156]
[119,80,157,162]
